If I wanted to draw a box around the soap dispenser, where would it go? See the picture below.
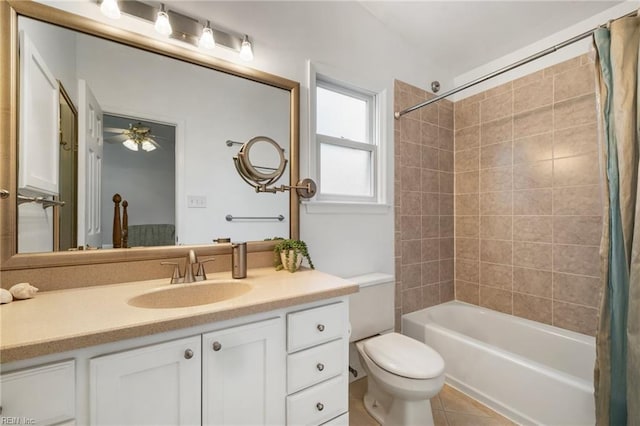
[232,242,247,279]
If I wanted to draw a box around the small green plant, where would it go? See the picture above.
[273,238,315,272]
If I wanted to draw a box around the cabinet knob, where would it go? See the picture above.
[316,363,325,371]
[212,341,222,351]
[317,324,325,332]
[184,349,194,359]
[316,402,324,411]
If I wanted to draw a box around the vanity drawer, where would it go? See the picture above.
[286,374,347,426]
[287,302,347,353]
[287,338,344,393]
[0,359,75,425]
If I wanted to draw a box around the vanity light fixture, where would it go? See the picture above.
[100,0,121,19]
[239,35,254,61]
[154,4,172,36]
[199,21,216,50]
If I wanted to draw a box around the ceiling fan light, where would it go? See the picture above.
[239,35,254,61]
[100,0,121,19]
[123,139,139,151]
[141,140,157,152]
[199,22,216,50]
[155,5,172,36]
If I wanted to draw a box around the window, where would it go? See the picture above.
[314,77,378,202]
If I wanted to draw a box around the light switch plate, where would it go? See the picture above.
[187,195,207,208]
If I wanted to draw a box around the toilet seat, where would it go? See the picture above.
[363,333,444,379]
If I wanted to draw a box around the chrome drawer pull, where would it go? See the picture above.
[316,363,325,371]
[184,349,194,359]
[316,402,324,411]
[317,324,325,332]
[212,341,222,351]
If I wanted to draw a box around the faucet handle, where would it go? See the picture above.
[195,258,216,281]
[161,261,182,284]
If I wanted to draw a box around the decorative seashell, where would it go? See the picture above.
[0,288,12,304]
[9,282,39,300]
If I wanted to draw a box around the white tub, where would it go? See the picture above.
[402,301,596,425]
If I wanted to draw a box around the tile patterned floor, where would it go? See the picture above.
[349,377,517,426]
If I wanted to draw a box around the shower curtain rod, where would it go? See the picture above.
[394,9,639,119]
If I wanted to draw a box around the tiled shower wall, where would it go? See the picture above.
[393,81,455,330]
[453,54,602,336]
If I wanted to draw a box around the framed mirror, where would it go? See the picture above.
[0,1,300,271]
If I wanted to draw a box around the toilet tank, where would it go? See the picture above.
[347,273,395,342]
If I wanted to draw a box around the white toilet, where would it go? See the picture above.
[349,273,445,426]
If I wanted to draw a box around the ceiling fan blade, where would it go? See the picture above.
[104,127,127,134]
[105,134,128,143]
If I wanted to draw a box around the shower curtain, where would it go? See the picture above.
[593,14,640,426]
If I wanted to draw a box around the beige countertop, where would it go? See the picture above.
[0,268,358,363]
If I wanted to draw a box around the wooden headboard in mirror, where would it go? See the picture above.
[0,1,300,274]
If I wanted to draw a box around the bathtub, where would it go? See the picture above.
[402,301,596,425]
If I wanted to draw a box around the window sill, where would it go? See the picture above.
[302,200,392,215]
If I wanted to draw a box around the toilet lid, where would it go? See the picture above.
[363,333,444,379]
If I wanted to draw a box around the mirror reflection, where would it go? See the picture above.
[16,16,291,254]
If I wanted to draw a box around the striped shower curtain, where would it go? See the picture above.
[593,13,640,426]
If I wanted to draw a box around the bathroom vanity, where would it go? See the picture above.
[0,268,357,426]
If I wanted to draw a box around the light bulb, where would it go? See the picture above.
[199,22,215,50]
[141,140,157,152]
[239,35,254,61]
[100,0,121,19]
[123,139,139,151]
[155,5,172,36]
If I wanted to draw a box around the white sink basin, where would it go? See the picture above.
[128,281,251,309]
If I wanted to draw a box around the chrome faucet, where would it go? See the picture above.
[184,249,198,283]
[161,249,215,284]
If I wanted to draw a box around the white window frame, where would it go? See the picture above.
[311,72,382,205]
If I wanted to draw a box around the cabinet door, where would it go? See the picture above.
[90,336,201,426]
[203,317,285,425]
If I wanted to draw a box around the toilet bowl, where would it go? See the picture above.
[355,332,445,426]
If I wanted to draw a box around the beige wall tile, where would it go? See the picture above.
[480,239,512,265]
[440,194,454,215]
[513,70,544,89]
[513,133,553,164]
[421,122,439,147]
[402,287,422,314]
[553,301,598,336]
[422,192,439,216]
[455,171,479,194]
[553,272,601,307]
[480,191,513,215]
[423,261,440,284]
[480,166,513,192]
[439,149,454,172]
[401,215,421,240]
[514,77,553,114]
[402,263,422,289]
[553,185,601,216]
[480,262,513,290]
[481,216,513,240]
[402,239,422,264]
[456,216,480,238]
[481,117,513,146]
[400,141,422,167]
[553,216,602,245]
[514,105,552,139]
[422,284,440,307]
[554,64,595,102]
[422,238,440,261]
[456,238,479,260]
[456,259,479,283]
[456,194,479,216]
[513,293,552,325]
[439,127,454,151]
[486,81,513,98]
[513,241,553,270]
[455,149,480,172]
[553,153,600,187]
[553,244,600,277]
[440,172,454,194]
[440,238,455,259]
[513,160,553,190]
[401,117,421,142]
[440,216,454,238]
[455,102,480,129]
[441,259,455,281]
[421,104,439,125]
[401,166,421,191]
[553,94,597,130]
[554,123,598,159]
[422,216,439,238]
[481,142,512,169]
[455,126,480,151]
[543,56,582,77]
[439,105,454,129]
[480,286,512,314]
[400,191,421,211]
[422,169,440,192]
[513,189,552,215]
[421,146,440,170]
[481,91,513,122]
[456,281,479,305]
[513,216,553,243]
[458,91,486,107]
[513,267,552,298]
[440,281,455,302]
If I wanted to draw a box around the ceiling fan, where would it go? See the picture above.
[104,122,163,152]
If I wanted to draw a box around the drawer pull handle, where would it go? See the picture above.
[316,363,325,371]
[316,402,324,411]
[213,341,222,351]
[317,324,325,332]
[184,349,194,359]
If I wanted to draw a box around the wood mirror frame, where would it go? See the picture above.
[0,1,300,273]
